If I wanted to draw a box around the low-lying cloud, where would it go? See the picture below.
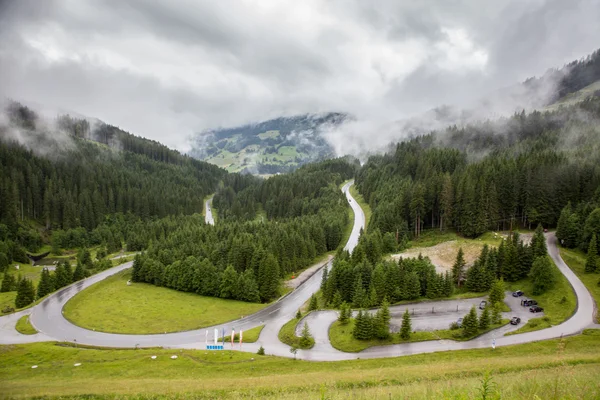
[0,0,599,155]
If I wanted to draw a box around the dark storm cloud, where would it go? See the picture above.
[0,0,598,153]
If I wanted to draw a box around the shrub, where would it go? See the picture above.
[257,346,265,355]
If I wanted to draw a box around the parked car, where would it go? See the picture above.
[479,300,487,310]
[529,305,544,313]
[510,317,521,325]
[522,299,538,307]
[512,290,524,297]
[456,317,463,328]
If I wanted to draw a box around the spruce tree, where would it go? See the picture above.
[296,310,302,319]
[374,298,391,339]
[338,302,350,324]
[331,290,343,308]
[488,279,505,306]
[308,293,318,311]
[15,277,35,308]
[462,306,479,337]
[479,306,490,330]
[531,224,548,259]
[320,264,328,291]
[1,272,16,292]
[406,272,421,300]
[73,261,86,282]
[530,256,556,295]
[299,322,313,348]
[53,262,70,290]
[443,271,454,297]
[219,265,238,299]
[367,284,378,307]
[585,233,598,273]
[258,254,279,302]
[452,248,466,287]
[352,277,366,308]
[37,268,53,298]
[491,303,502,325]
[400,309,412,340]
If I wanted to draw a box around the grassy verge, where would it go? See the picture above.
[2,332,600,398]
[329,319,509,352]
[560,247,600,322]
[222,325,264,343]
[278,317,314,349]
[15,315,37,335]
[504,259,576,335]
[349,184,371,229]
[63,270,268,334]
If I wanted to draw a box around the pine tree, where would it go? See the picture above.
[462,306,479,337]
[479,306,490,330]
[338,302,350,324]
[353,310,373,340]
[296,309,302,319]
[219,265,238,299]
[1,271,16,292]
[531,224,548,259]
[491,303,502,325]
[15,277,35,308]
[452,248,466,287]
[406,272,421,300]
[374,298,391,339]
[331,290,343,308]
[299,322,313,348]
[320,264,328,291]
[37,268,54,298]
[585,233,598,273]
[73,261,86,281]
[258,254,279,302]
[367,284,378,307]
[488,279,505,306]
[443,271,454,297]
[400,309,412,340]
[352,277,366,308]
[308,293,318,311]
[53,262,70,290]
[530,256,556,295]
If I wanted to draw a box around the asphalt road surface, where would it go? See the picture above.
[205,196,214,225]
[0,180,596,361]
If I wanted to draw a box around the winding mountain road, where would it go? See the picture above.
[205,196,214,225]
[0,181,596,362]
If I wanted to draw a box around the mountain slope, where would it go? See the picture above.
[188,112,347,174]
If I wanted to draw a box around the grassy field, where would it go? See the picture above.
[349,184,371,229]
[278,317,315,349]
[1,331,600,398]
[222,325,264,343]
[329,319,508,353]
[505,259,577,335]
[560,247,600,322]
[63,270,268,334]
[15,315,37,335]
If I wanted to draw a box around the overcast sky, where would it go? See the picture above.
[1,0,599,153]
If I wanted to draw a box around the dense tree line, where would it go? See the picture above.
[132,211,346,302]
[356,98,600,240]
[214,158,359,222]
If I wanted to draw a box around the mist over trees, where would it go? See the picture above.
[356,97,600,240]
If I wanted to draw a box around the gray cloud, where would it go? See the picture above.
[0,0,598,153]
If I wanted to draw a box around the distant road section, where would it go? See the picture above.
[205,196,214,225]
[342,180,365,253]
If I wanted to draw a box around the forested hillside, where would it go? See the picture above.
[133,158,359,302]
[356,97,600,243]
[188,113,347,174]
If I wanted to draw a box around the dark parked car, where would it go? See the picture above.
[529,305,544,313]
[479,301,487,309]
[522,299,538,307]
[456,317,463,328]
[512,290,524,297]
[510,317,521,325]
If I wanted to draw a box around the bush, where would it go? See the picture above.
[257,346,265,355]
[449,322,459,330]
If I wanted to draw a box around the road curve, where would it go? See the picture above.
[0,187,595,362]
[205,196,214,225]
[0,182,363,349]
